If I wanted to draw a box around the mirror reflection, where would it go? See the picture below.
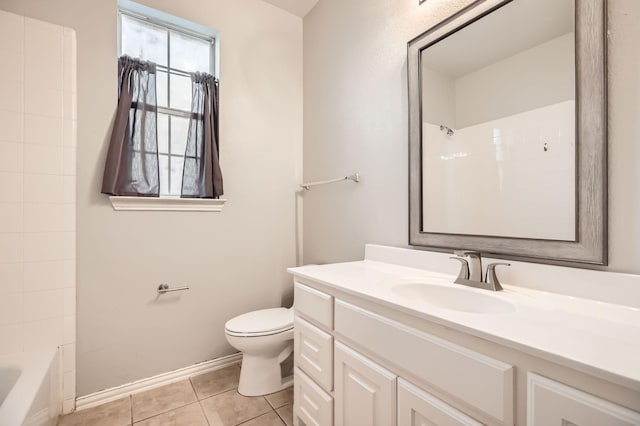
[420,0,575,241]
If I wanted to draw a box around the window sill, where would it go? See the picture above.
[109,196,226,212]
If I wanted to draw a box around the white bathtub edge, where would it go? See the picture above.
[0,348,60,426]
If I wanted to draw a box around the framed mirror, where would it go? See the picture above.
[408,0,607,265]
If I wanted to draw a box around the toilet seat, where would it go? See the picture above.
[225,307,293,337]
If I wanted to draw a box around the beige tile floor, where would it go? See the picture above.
[57,364,293,426]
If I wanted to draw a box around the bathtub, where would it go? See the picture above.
[0,349,60,426]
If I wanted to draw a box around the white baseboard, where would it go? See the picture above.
[75,353,242,411]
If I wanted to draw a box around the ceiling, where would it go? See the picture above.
[262,0,320,17]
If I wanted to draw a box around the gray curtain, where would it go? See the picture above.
[102,55,159,197]
[181,72,223,198]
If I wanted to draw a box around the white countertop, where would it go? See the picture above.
[288,259,640,391]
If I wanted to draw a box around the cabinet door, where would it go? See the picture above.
[334,341,397,426]
[527,373,640,426]
[398,378,482,426]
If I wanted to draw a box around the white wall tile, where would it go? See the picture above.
[0,10,24,83]
[63,287,75,316]
[0,233,23,263]
[25,17,63,91]
[0,323,23,355]
[24,144,63,175]
[62,176,76,204]
[24,174,63,203]
[0,143,23,173]
[25,84,63,118]
[24,203,65,232]
[24,114,63,146]
[63,232,75,260]
[0,12,75,375]
[62,204,75,232]
[0,172,23,203]
[62,370,76,400]
[0,10,77,376]
[0,63,24,88]
[63,260,75,288]
[63,315,75,344]
[0,79,24,113]
[23,317,63,350]
[62,91,76,120]
[0,203,23,233]
[63,28,77,94]
[24,261,64,292]
[24,232,64,262]
[0,292,22,326]
[63,147,76,176]
[0,263,23,294]
[23,289,64,321]
[62,343,75,372]
[0,111,24,143]
[62,119,76,147]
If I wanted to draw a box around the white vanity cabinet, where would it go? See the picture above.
[292,278,640,426]
[293,281,498,426]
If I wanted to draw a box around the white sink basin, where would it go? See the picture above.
[391,283,516,314]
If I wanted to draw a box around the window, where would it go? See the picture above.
[118,9,215,196]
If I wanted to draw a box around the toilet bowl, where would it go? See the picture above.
[224,307,294,396]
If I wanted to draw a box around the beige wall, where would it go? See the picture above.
[0,0,302,396]
[302,0,475,265]
[303,0,640,275]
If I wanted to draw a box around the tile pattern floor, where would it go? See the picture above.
[57,364,293,426]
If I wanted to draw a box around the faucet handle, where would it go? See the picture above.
[484,262,510,291]
[449,256,469,281]
[453,250,482,281]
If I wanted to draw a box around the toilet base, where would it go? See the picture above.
[237,352,294,396]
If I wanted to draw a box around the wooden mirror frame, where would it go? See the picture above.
[408,0,607,266]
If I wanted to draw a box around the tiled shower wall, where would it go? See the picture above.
[0,10,77,413]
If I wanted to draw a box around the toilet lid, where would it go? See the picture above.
[225,308,293,335]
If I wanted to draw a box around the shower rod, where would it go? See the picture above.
[300,173,360,190]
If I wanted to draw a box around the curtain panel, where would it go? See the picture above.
[181,72,223,198]
[102,55,159,197]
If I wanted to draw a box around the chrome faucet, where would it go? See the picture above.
[450,250,510,291]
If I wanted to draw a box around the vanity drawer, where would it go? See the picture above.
[398,378,482,426]
[294,281,334,330]
[527,373,640,426]
[294,315,334,392]
[334,300,514,425]
[294,367,333,426]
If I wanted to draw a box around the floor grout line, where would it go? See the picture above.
[274,406,288,426]
[197,400,211,426]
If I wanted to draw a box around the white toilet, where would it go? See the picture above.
[224,307,294,396]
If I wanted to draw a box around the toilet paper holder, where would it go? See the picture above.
[157,283,190,294]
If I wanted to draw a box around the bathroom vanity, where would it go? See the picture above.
[288,246,640,426]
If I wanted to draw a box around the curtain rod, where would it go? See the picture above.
[300,173,360,190]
